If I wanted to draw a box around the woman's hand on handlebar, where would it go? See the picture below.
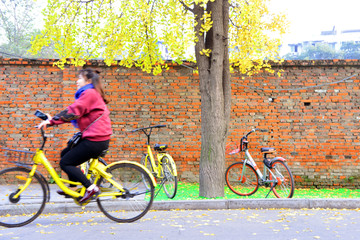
[38,120,50,129]
[37,114,52,129]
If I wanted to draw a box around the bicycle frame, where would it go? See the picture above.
[242,149,278,185]
[13,148,156,202]
[145,145,177,178]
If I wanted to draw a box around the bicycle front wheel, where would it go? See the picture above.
[0,167,47,228]
[225,162,259,196]
[161,156,177,199]
[270,160,295,198]
[97,162,154,223]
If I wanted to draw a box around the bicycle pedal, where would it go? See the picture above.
[90,191,100,200]
[57,190,74,198]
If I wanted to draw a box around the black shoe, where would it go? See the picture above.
[57,190,71,198]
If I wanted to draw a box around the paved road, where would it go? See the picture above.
[1,208,360,240]
[2,185,360,239]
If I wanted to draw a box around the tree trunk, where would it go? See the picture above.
[194,0,231,198]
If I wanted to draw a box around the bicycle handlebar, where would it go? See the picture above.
[130,124,167,145]
[130,124,166,133]
[239,128,268,152]
[245,128,268,137]
[34,111,48,150]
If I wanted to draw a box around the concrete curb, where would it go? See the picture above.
[152,199,360,210]
[42,198,360,214]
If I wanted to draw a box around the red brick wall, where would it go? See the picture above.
[1,58,360,188]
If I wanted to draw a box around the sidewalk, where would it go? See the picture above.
[43,185,360,214]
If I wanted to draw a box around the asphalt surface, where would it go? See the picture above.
[2,185,360,239]
[2,208,360,240]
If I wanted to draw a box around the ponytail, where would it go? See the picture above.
[79,68,109,104]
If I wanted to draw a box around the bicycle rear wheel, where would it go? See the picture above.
[140,154,154,174]
[140,154,154,190]
[225,162,259,196]
[0,167,47,228]
[270,160,295,198]
[97,162,154,223]
[161,156,177,199]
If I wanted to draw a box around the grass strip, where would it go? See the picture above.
[154,182,360,201]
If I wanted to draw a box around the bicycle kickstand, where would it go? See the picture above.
[265,182,277,198]
[154,178,166,198]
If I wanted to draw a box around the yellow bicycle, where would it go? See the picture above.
[0,111,156,228]
[131,125,177,199]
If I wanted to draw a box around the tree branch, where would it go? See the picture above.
[62,3,83,51]
[229,17,242,29]
[148,0,158,14]
[75,0,106,58]
[178,0,194,13]
[229,0,248,8]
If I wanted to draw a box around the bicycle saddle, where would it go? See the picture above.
[154,144,167,151]
[261,147,275,153]
[98,149,109,157]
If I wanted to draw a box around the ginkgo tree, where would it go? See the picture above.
[30,0,287,198]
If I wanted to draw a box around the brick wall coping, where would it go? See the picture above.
[1,58,360,68]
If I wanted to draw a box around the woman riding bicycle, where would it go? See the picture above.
[38,68,112,203]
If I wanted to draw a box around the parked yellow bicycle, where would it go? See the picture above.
[0,111,156,228]
[131,125,177,199]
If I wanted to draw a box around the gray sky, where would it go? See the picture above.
[2,0,359,53]
[270,0,360,41]
[32,0,360,43]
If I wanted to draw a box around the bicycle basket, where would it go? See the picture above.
[2,147,35,165]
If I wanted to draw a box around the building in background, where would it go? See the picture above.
[281,26,360,58]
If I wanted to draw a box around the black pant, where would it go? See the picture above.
[60,139,109,188]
